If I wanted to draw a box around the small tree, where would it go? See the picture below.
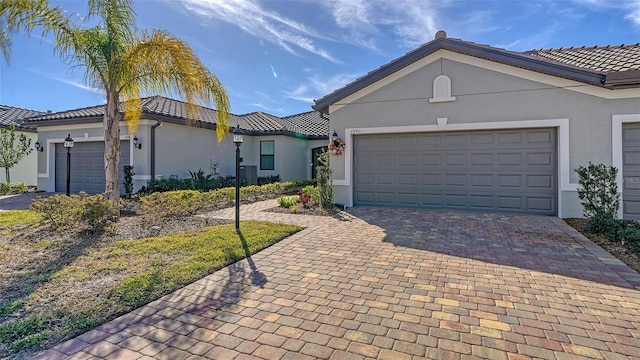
[123,165,135,198]
[576,162,620,218]
[0,124,32,188]
[316,149,333,209]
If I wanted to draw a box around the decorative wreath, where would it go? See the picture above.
[328,138,345,155]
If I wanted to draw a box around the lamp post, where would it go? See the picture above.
[233,127,244,232]
[63,134,74,196]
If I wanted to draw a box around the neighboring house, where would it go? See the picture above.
[0,105,45,186]
[314,31,640,219]
[23,96,328,194]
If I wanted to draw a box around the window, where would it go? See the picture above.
[260,140,275,170]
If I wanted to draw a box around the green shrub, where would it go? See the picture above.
[187,169,214,191]
[0,182,27,194]
[123,165,135,198]
[277,196,299,208]
[302,185,320,205]
[316,150,333,209]
[586,212,618,235]
[297,179,317,188]
[30,194,84,230]
[30,193,120,233]
[576,162,620,218]
[81,194,120,234]
[146,176,192,193]
[140,190,205,224]
[258,175,281,185]
[145,174,248,194]
[617,225,640,252]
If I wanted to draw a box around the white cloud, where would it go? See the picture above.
[285,72,359,104]
[27,68,103,94]
[320,0,444,49]
[175,0,340,63]
[626,0,640,26]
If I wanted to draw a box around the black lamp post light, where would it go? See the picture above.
[34,140,44,152]
[233,127,244,233]
[64,133,74,196]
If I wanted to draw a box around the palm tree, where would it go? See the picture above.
[0,0,230,202]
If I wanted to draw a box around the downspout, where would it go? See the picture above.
[150,120,162,179]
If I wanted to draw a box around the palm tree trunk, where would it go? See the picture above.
[104,91,121,203]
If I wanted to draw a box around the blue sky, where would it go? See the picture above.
[1,0,639,117]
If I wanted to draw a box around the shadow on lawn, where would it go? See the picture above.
[347,206,640,290]
[0,233,101,314]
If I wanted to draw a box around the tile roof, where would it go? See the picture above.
[314,32,640,112]
[525,44,640,72]
[24,96,329,138]
[281,111,330,137]
[0,105,44,129]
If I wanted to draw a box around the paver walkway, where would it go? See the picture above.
[33,200,640,359]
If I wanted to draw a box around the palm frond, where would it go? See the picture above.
[117,29,230,141]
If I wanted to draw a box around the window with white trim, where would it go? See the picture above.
[260,140,275,170]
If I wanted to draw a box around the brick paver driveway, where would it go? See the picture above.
[34,201,640,359]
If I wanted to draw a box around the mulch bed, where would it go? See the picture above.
[565,218,640,274]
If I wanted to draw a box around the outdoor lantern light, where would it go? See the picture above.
[64,134,74,149]
[34,140,43,152]
[233,127,243,232]
[233,127,244,145]
[64,134,74,196]
[133,135,142,149]
[332,130,340,148]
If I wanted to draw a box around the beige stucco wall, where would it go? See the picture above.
[35,119,324,193]
[0,131,38,186]
[328,55,640,218]
[243,136,327,182]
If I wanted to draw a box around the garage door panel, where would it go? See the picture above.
[527,131,553,143]
[470,153,493,165]
[498,153,522,165]
[55,141,130,195]
[444,194,467,207]
[470,174,493,186]
[398,174,418,185]
[527,152,554,166]
[470,195,493,208]
[398,193,418,205]
[497,196,522,210]
[527,175,553,188]
[377,174,395,185]
[624,151,640,165]
[446,154,466,166]
[376,192,395,204]
[623,123,640,220]
[354,128,557,215]
[498,132,522,144]
[528,197,554,212]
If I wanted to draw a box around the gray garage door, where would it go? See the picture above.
[354,128,557,215]
[622,123,640,220]
[55,141,130,195]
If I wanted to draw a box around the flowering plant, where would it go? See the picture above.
[328,138,345,155]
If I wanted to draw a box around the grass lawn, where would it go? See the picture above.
[0,215,301,358]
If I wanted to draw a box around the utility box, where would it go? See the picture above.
[239,165,257,185]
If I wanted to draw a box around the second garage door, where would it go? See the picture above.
[354,128,557,215]
[55,141,130,195]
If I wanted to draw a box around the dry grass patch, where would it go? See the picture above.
[0,214,300,359]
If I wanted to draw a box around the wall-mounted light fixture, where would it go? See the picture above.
[133,136,142,150]
[34,140,44,152]
[332,130,339,148]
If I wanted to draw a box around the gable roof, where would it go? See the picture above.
[313,31,640,113]
[24,96,329,139]
[0,105,45,131]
